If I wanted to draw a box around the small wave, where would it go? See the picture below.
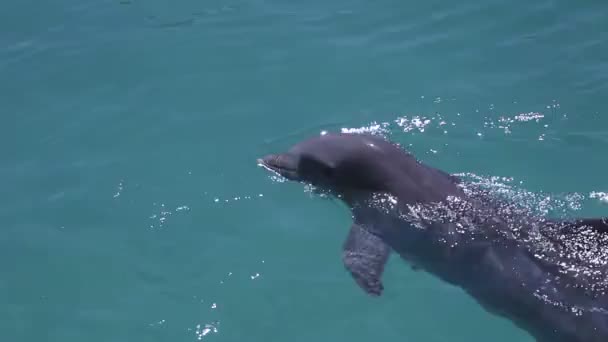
[590,191,608,204]
[395,115,433,133]
[195,322,219,340]
[336,107,552,141]
[148,203,191,229]
[454,172,590,218]
[212,193,265,204]
[339,121,390,136]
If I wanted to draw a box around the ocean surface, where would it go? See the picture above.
[2,0,608,341]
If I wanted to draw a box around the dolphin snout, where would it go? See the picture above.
[257,154,280,169]
[257,153,299,180]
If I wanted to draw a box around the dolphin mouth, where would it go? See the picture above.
[257,153,299,180]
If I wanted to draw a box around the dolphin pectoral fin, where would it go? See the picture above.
[342,224,391,296]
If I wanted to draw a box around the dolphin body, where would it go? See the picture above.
[257,132,608,342]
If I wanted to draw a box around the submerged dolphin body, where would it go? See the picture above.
[258,132,608,342]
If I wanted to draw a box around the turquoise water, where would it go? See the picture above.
[2,0,608,341]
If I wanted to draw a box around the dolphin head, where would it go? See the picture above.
[258,133,401,196]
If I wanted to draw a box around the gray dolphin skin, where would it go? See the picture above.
[257,132,608,342]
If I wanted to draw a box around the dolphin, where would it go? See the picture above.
[257,132,608,342]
